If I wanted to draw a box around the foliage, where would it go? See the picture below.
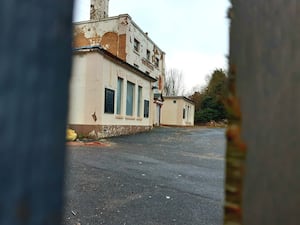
[195,109,216,123]
[189,91,203,112]
[164,68,185,96]
[189,69,228,123]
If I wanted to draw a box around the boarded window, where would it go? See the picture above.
[137,86,142,117]
[126,81,135,116]
[117,77,123,114]
[105,88,115,114]
[144,100,149,118]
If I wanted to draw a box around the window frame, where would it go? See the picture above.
[116,77,123,115]
[137,86,142,117]
[104,88,115,114]
[155,57,159,67]
[144,100,149,118]
[126,81,135,116]
[133,38,140,52]
[146,49,151,60]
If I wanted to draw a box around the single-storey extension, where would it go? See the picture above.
[68,46,157,138]
[161,96,195,126]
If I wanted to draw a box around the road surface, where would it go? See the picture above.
[63,127,226,225]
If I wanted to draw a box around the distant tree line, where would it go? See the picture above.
[189,69,228,124]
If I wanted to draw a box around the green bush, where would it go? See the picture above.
[191,69,228,124]
[195,108,219,123]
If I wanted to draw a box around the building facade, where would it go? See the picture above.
[73,0,166,125]
[68,46,156,138]
[161,97,195,126]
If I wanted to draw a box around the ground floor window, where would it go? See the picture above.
[104,88,115,114]
[137,86,142,117]
[117,77,123,114]
[126,81,135,116]
[144,100,149,118]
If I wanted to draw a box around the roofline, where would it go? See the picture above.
[73,46,157,82]
[163,96,195,105]
[128,16,165,55]
[73,14,165,55]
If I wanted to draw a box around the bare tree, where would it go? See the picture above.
[164,68,185,96]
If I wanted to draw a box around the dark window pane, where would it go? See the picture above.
[134,38,140,52]
[105,88,115,114]
[137,86,142,117]
[144,100,149,118]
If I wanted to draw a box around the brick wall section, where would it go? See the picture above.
[73,31,90,48]
[69,124,153,139]
[100,32,118,55]
[118,34,127,61]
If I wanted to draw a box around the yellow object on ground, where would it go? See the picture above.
[66,128,77,141]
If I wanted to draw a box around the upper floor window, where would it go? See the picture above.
[155,57,159,67]
[146,50,150,60]
[134,38,140,52]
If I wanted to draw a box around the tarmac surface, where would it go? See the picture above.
[63,126,226,225]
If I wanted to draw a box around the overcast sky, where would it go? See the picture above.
[73,0,231,93]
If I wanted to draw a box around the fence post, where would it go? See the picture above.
[0,0,74,224]
[225,0,300,224]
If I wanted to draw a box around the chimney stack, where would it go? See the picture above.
[90,0,109,20]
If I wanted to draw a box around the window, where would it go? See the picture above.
[104,88,115,114]
[155,57,159,67]
[144,100,149,118]
[134,38,140,52]
[116,77,123,114]
[183,108,186,119]
[146,50,150,60]
[137,86,142,117]
[126,81,135,116]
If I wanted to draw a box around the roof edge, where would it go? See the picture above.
[162,96,195,105]
[73,46,157,82]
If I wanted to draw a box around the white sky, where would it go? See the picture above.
[73,0,230,93]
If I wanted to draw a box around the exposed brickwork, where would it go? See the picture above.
[73,31,90,48]
[100,32,118,55]
[69,124,153,139]
[118,34,127,61]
